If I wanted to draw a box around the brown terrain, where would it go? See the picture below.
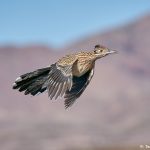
[0,14,150,150]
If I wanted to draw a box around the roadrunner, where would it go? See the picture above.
[13,45,116,108]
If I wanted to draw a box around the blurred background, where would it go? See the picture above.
[0,0,150,150]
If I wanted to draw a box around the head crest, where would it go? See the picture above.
[94,44,106,49]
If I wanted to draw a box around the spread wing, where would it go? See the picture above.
[64,69,94,108]
[46,58,78,100]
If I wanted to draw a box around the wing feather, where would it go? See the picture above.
[64,69,94,108]
[46,59,78,100]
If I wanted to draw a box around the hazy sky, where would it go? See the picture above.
[0,0,150,47]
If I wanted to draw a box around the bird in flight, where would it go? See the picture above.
[13,45,116,108]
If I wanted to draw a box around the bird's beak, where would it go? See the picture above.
[107,49,117,54]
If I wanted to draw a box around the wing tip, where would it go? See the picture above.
[64,97,76,109]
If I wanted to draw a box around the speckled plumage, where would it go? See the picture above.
[13,45,116,108]
[57,51,96,77]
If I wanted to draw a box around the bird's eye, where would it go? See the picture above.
[94,49,103,54]
[94,50,98,54]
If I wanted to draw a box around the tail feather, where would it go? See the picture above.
[18,80,34,92]
[13,67,50,96]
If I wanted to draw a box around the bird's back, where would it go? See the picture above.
[57,51,95,77]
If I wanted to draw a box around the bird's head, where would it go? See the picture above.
[93,44,117,59]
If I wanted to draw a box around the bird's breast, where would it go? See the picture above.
[72,60,94,77]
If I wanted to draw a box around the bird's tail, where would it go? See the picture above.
[12,67,50,96]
